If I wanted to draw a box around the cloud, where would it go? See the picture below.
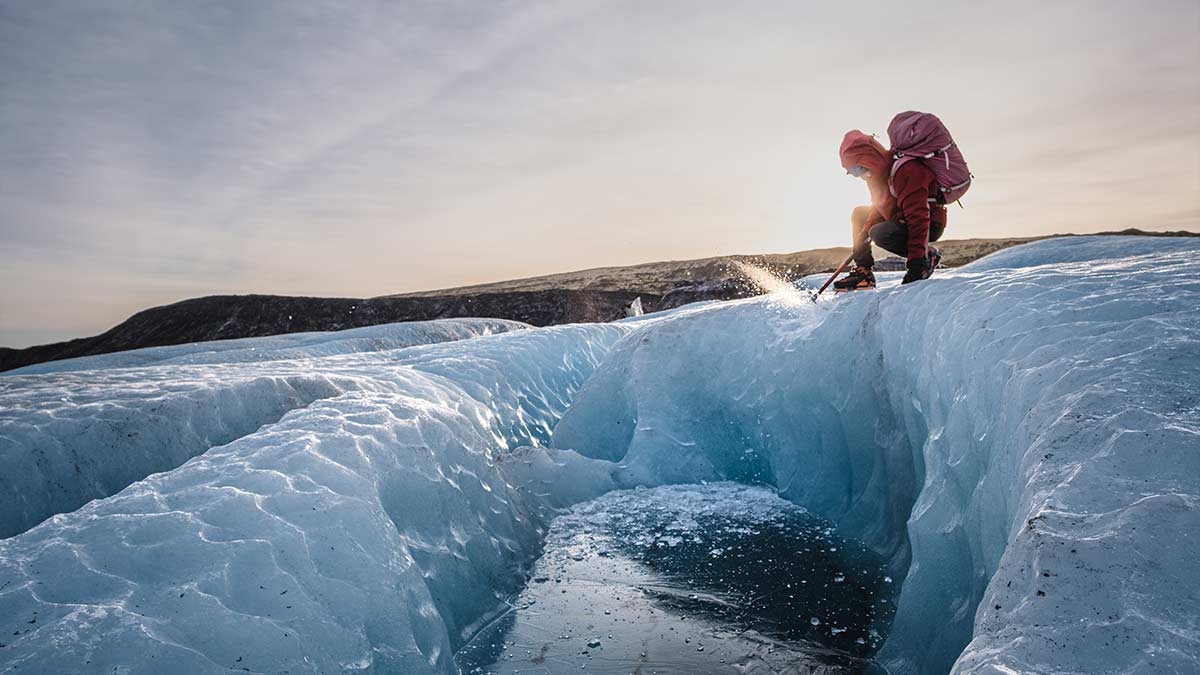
[1,0,1197,347]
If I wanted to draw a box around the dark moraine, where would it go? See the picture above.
[0,290,645,372]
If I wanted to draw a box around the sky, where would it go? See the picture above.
[1,0,1198,348]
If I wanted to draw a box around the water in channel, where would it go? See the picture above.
[456,483,895,675]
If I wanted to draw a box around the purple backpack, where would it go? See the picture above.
[887,111,972,205]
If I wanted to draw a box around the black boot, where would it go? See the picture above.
[833,266,876,292]
[928,246,942,272]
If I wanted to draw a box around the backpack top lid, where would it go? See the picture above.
[887,111,953,157]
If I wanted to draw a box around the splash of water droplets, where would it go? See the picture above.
[730,260,810,306]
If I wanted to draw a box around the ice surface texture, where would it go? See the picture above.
[1,236,1197,674]
[0,319,526,539]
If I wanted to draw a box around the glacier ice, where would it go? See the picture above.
[0,321,630,673]
[0,319,548,539]
[0,236,1197,674]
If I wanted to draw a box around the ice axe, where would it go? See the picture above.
[809,246,861,302]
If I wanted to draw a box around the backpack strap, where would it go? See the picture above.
[887,156,916,198]
[942,177,971,194]
[895,142,954,168]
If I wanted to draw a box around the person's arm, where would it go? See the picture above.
[892,162,935,261]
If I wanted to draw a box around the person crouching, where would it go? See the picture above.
[833,130,945,291]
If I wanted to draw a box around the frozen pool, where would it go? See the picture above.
[455,483,894,675]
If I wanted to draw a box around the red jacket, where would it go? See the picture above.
[871,161,947,261]
[839,130,947,260]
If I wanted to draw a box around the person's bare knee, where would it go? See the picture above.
[851,205,871,230]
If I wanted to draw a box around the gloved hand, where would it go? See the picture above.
[902,256,931,285]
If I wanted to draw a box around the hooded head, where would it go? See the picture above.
[838,130,891,177]
[839,129,896,219]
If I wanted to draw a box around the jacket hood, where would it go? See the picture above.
[839,130,891,176]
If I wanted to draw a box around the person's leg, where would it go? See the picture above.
[927,216,946,270]
[850,206,874,268]
[867,220,909,259]
[835,207,879,291]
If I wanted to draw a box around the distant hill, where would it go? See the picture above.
[385,237,1046,297]
[2,229,1194,373]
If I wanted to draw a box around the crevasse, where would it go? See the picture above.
[0,236,1196,674]
[553,235,1200,673]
